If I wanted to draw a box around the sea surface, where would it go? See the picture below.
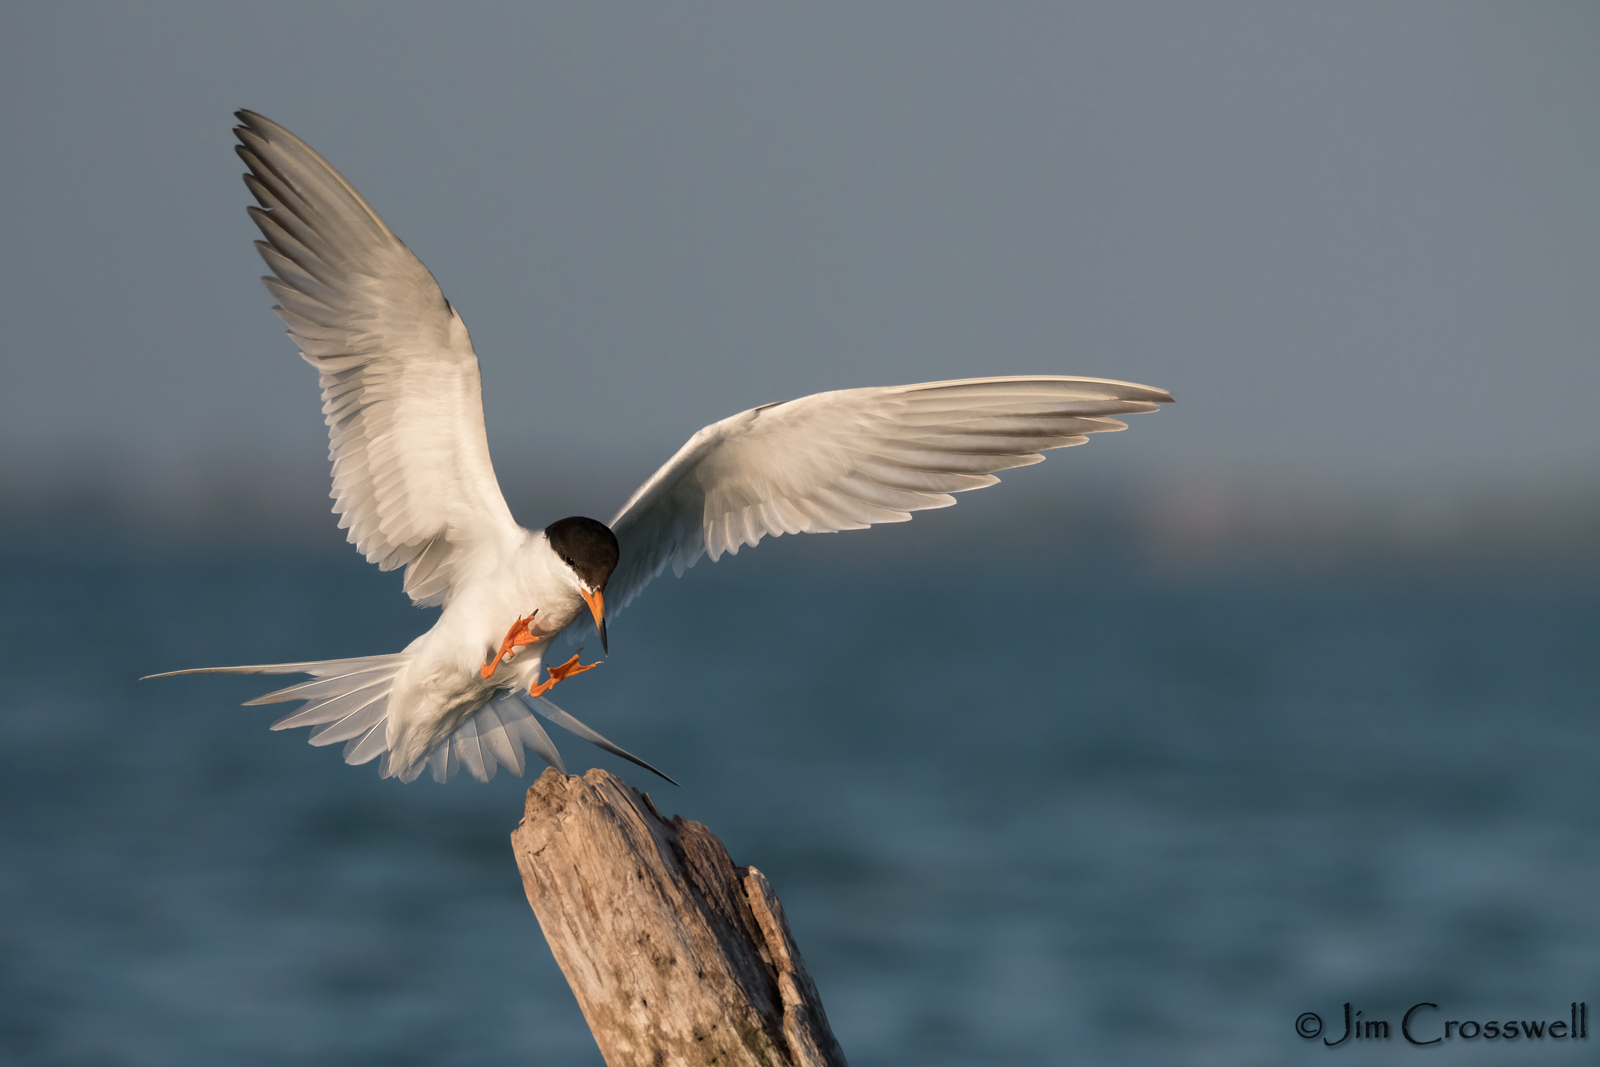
[3,533,1598,1066]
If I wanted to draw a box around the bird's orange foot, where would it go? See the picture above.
[526,653,600,698]
[480,612,542,679]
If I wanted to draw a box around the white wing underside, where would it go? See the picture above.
[603,375,1172,616]
[236,111,520,607]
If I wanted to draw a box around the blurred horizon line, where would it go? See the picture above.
[6,465,1596,579]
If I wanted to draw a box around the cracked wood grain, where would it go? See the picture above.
[512,768,848,1067]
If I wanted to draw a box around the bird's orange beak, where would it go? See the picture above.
[581,587,608,654]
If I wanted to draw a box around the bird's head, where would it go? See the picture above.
[544,516,619,653]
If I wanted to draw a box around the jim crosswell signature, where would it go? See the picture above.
[1296,1002,1588,1046]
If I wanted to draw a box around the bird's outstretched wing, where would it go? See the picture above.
[235,110,521,607]
[605,375,1171,611]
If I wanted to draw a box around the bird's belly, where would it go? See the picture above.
[386,592,582,763]
[387,614,569,755]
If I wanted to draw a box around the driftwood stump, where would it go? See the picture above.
[511,768,848,1067]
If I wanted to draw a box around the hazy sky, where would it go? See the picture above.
[3,3,1597,521]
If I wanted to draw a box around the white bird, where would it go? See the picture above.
[147,110,1173,785]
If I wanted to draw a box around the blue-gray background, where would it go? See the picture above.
[2,4,1598,1065]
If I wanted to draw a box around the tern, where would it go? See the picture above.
[147,111,1172,785]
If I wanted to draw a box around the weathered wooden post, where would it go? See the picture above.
[511,768,848,1067]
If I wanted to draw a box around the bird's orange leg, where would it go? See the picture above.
[480,613,542,679]
[526,653,600,698]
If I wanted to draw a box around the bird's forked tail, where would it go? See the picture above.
[142,653,676,785]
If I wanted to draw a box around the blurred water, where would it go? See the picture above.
[2,539,1598,1066]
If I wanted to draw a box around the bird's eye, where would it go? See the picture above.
[565,556,575,566]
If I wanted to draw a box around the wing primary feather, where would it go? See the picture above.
[604,374,1168,616]
[234,111,523,609]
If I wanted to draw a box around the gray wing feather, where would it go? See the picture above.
[605,375,1171,612]
[235,111,521,607]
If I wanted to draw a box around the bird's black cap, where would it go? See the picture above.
[544,516,619,590]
